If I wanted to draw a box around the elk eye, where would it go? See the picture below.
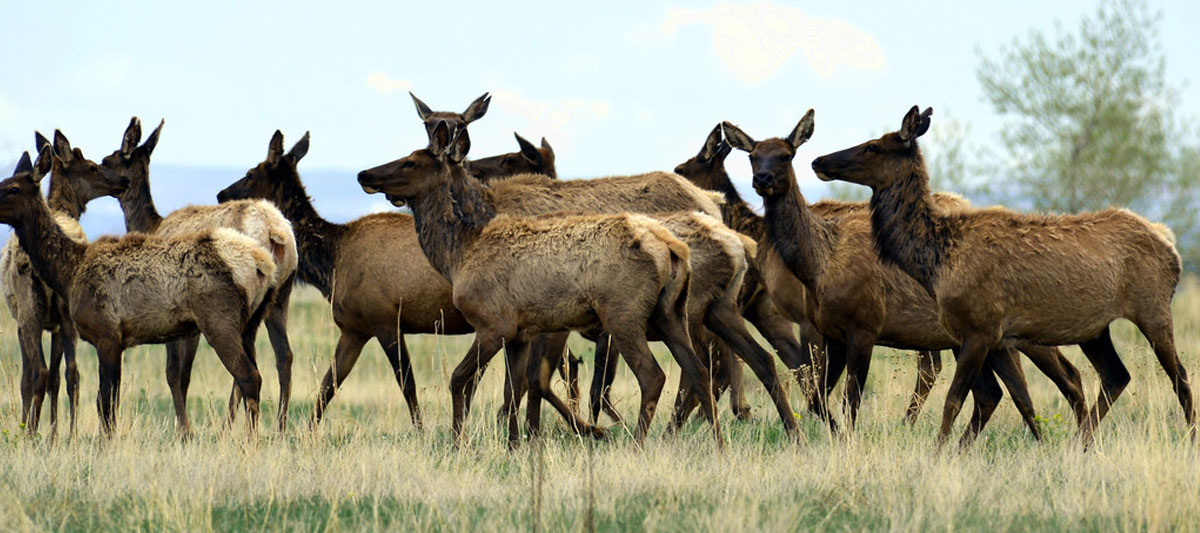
[7,186,18,195]
[502,156,513,165]
[401,160,416,170]
[865,144,879,154]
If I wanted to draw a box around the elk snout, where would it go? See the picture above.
[357,170,381,194]
[216,188,231,203]
[811,156,834,182]
[752,172,776,194]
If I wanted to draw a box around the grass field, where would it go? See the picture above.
[2,279,1200,531]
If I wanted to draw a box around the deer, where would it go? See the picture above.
[1,131,129,437]
[812,105,1190,448]
[100,117,298,435]
[0,150,275,435]
[721,110,1090,442]
[359,121,724,447]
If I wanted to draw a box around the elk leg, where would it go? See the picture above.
[842,334,878,431]
[227,293,269,426]
[656,319,723,447]
[1018,344,1088,426]
[814,338,849,432]
[938,336,993,449]
[60,317,80,438]
[588,332,623,424]
[450,335,505,443]
[46,329,64,439]
[96,344,123,437]
[1136,316,1196,441]
[706,305,800,440]
[984,348,1043,441]
[377,328,422,430]
[312,330,370,426]
[263,276,295,432]
[165,335,200,438]
[1076,327,1130,447]
[904,350,942,424]
[522,335,600,440]
[16,319,47,435]
[958,362,1004,448]
[609,332,665,446]
[201,320,262,434]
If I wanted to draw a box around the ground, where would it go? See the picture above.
[1,280,1199,531]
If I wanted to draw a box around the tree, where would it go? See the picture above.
[977,0,1200,267]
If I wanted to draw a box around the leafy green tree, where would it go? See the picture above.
[977,0,1200,268]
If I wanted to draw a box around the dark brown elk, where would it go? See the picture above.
[724,111,1088,442]
[812,105,1189,448]
[0,151,273,435]
[470,133,556,181]
[359,122,723,447]
[102,117,298,434]
[1,131,128,437]
[410,91,490,141]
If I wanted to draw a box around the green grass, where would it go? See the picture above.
[2,279,1200,531]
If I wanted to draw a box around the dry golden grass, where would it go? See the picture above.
[2,279,1200,531]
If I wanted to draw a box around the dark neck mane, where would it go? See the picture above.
[118,167,164,232]
[761,171,837,289]
[273,170,347,298]
[12,199,86,298]
[708,170,766,241]
[867,147,955,294]
[407,165,496,281]
[46,174,88,219]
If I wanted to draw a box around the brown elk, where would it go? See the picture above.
[358,122,724,447]
[1,131,128,436]
[672,125,952,425]
[723,111,1089,441]
[812,105,1189,447]
[410,91,490,141]
[101,117,299,434]
[470,133,556,181]
[0,151,273,435]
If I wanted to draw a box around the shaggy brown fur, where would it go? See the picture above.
[0,131,128,437]
[103,118,299,434]
[726,112,1088,442]
[470,133,557,182]
[812,105,1189,447]
[0,152,273,435]
[359,122,724,447]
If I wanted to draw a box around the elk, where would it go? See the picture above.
[0,151,274,435]
[470,133,556,181]
[812,105,1190,447]
[1,131,128,436]
[101,117,298,434]
[673,125,944,425]
[359,122,724,447]
[723,111,1089,441]
[410,91,490,141]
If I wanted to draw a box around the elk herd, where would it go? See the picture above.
[0,94,1192,452]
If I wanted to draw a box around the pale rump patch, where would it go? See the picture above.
[210,227,277,309]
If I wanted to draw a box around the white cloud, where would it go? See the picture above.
[488,89,610,146]
[366,200,396,214]
[365,71,411,93]
[664,2,885,83]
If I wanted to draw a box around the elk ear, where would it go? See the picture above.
[721,122,757,153]
[266,130,285,164]
[448,128,471,164]
[515,132,539,163]
[899,105,927,143]
[286,131,310,164]
[141,119,164,156]
[700,124,723,160]
[714,140,732,161]
[121,117,142,156]
[410,92,433,121]
[916,107,933,138]
[34,132,50,155]
[32,148,51,181]
[462,92,491,123]
[429,121,452,155]
[786,109,815,149]
[53,130,75,164]
[540,137,554,158]
[14,151,33,175]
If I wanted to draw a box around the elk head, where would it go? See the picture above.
[673,124,732,190]
[812,106,932,189]
[358,121,468,206]
[469,132,556,182]
[102,117,163,191]
[410,91,490,143]
[722,109,815,198]
[40,129,130,201]
[0,150,52,225]
[217,130,309,203]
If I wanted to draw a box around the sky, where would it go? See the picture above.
[1,0,1198,235]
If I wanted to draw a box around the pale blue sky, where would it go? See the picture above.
[1,1,1197,231]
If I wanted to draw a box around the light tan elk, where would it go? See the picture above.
[0,151,274,435]
[1,131,128,436]
[723,111,1088,441]
[359,122,724,447]
[101,117,298,434]
[812,105,1189,448]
